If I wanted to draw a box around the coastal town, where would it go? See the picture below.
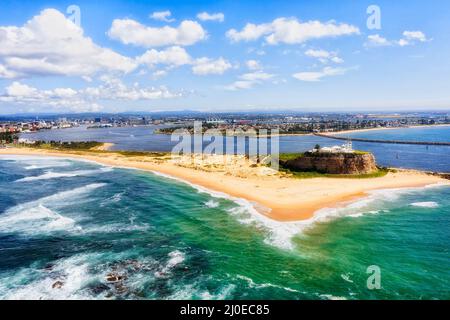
[1,111,448,136]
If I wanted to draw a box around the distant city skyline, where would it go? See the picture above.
[0,0,449,114]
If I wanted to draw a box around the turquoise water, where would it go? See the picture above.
[0,156,449,300]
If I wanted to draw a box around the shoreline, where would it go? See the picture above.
[325,123,450,135]
[0,146,448,222]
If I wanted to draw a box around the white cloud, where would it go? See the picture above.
[0,79,183,112]
[366,31,429,48]
[330,56,344,64]
[135,46,232,76]
[305,49,331,59]
[192,57,232,75]
[137,46,192,67]
[365,34,391,47]
[150,10,175,22]
[108,18,206,47]
[226,71,274,90]
[0,82,102,112]
[0,9,137,79]
[403,31,427,42]
[292,66,347,82]
[305,49,344,64]
[93,76,182,100]
[245,59,261,70]
[152,70,168,79]
[240,72,273,81]
[197,12,224,22]
[226,17,359,45]
[399,30,428,46]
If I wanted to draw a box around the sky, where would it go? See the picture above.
[0,0,449,114]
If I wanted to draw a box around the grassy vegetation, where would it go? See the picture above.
[279,166,390,179]
[23,141,103,150]
[279,150,369,161]
[116,150,169,157]
[279,153,305,161]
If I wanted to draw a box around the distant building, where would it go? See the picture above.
[310,140,353,154]
[18,138,35,144]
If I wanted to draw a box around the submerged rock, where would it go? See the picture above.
[106,273,127,282]
[52,281,64,289]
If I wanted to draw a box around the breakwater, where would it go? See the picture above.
[314,133,450,146]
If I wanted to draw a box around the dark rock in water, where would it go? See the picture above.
[114,283,128,294]
[90,283,110,295]
[52,281,64,289]
[44,263,55,272]
[106,273,127,282]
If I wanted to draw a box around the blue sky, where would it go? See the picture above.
[0,0,449,114]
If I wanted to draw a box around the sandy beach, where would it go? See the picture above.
[0,146,447,222]
[326,124,450,135]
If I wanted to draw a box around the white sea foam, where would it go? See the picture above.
[0,183,106,235]
[99,192,124,207]
[82,223,151,234]
[24,162,71,170]
[319,294,347,300]
[155,250,186,278]
[30,183,106,205]
[410,201,439,208]
[168,280,236,300]
[236,274,300,293]
[0,155,72,169]
[204,200,219,208]
[16,167,112,182]
[167,250,185,268]
[341,273,354,283]
[0,254,100,300]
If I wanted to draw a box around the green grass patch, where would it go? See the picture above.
[279,166,390,179]
[22,141,103,150]
[353,150,370,155]
[116,150,169,158]
[279,153,305,161]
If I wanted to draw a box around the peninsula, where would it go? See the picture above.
[0,144,446,222]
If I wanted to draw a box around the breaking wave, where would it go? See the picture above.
[16,168,112,182]
[0,254,99,300]
[148,170,450,251]
[0,183,106,235]
[410,201,439,208]
[204,200,219,208]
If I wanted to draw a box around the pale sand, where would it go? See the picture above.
[326,124,450,135]
[90,143,115,151]
[0,147,447,222]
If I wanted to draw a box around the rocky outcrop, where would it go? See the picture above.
[281,152,377,174]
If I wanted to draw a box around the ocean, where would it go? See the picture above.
[22,125,450,172]
[0,155,449,300]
